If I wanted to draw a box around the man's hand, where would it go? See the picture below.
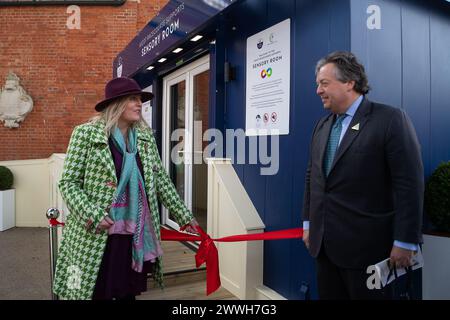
[389,245,415,269]
[302,229,310,250]
[96,215,114,234]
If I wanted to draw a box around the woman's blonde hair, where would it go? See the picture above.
[90,95,149,136]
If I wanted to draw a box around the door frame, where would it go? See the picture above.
[161,54,210,229]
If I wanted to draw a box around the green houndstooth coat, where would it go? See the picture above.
[53,120,194,300]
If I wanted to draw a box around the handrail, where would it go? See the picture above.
[206,158,266,299]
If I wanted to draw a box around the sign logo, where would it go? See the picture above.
[257,38,264,49]
[263,113,269,123]
[260,67,273,78]
[269,33,275,43]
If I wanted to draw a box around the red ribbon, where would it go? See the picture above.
[161,226,303,295]
[49,216,301,295]
[49,218,65,227]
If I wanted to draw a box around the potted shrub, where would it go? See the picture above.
[0,165,15,231]
[425,161,450,233]
[422,161,450,299]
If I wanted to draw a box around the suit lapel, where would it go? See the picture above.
[329,98,372,174]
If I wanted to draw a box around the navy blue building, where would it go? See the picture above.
[114,0,450,299]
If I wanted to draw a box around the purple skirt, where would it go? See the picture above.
[92,234,154,300]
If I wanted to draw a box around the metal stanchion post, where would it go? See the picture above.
[46,208,61,300]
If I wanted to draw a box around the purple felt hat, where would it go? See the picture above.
[95,77,154,112]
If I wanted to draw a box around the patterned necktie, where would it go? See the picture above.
[323,114,347,177]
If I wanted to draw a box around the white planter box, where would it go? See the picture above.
[0,189,15,231]
[422,233,450,299]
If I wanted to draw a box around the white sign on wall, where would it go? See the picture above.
[246,18,291,136]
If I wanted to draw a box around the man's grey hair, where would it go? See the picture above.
[316,51,371,95]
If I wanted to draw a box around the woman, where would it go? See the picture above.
[53,77,199,300]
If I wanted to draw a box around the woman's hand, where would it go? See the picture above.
[95,215,114,234]
[182,219,200,235]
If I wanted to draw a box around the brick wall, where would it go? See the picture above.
[0,0,168,161]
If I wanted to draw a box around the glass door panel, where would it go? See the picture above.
[191,70,209,231]
[168,80,186,225]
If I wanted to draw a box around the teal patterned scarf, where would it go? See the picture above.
[108,127,163,272]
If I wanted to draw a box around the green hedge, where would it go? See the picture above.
[425,161,450,233]
[0,166,14,190]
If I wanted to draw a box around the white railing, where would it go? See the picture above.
[0,154,67,228]
[207,158,266,300]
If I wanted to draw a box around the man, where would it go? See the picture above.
[302,51,424,299]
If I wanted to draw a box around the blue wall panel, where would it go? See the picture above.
[351,0,450,176]
[401,2,431,176]
[223,0,269,221]
[263,0,297,299]
[350,0,450,179]
[351,0,402,108]
[288,0,352,299]
[214,0,450,299]
[430,12,450,171]
[349,0,450,298]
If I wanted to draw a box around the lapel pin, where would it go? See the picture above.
[351,123,360,131]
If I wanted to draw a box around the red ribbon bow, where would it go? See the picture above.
[161,226,303,295]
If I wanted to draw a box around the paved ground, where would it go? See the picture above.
[0,227,51,300]
[0,227,235,300]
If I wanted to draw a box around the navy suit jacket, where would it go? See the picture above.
[302,98,424,269]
